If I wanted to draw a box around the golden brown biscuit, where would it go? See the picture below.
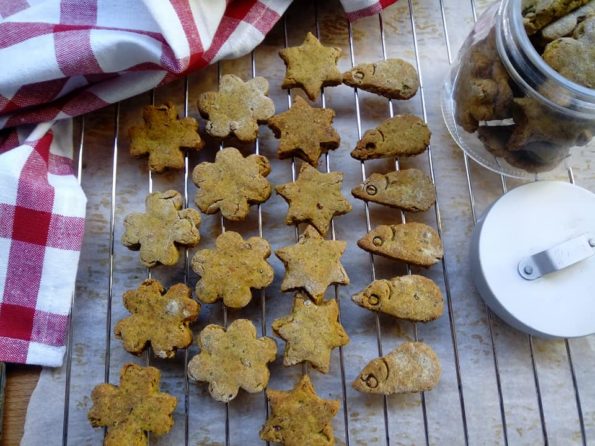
[187,319,277,403]
[197,74,275,142]
[88,363,177,446]
[540,1,595,40]
[542,15,595,88]
[351,169,436,212]
[343,58,419,99]
[122,190,201,267]
[260,374,340,446]
[275,225,349,303]
[268,96,340,166]
[357,223,443,267]
[276,163,352,235]
[352,342,441,395]
[523,0,590,34]
[352,275,444,322]
[129,102,204,173]
[114,279,200,358]
[191,231,274,309]
[272,293,349,373]
[192,147,272,221]
[351,115,431,160]
[279,32,342,100]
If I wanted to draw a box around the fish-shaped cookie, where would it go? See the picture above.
[351,169,436,212]
[352,275,444,322]
[351,114,430,160]
[357,223,443,267]
[352,342,441,394]
[343,58,419,99]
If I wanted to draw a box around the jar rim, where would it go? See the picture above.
[497,0,595,117]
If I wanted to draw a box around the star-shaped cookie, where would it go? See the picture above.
[188,319,277,403]
[198,74,275,142]
[114,279,200,359]
[129,102,204,172]
[267,96,340,166]
[191,231,274,309]
[88,363,177,445]
[279,32,342,100]
[275,225,349,302]
[260,374,340,446]
[272,293,349,373]
[122,190,201,267]
[192,147,272,221]
[276,163,352,235]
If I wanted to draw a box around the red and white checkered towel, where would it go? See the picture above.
[0,0,396,367]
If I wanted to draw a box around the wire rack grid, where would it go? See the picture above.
[19,0,594,445]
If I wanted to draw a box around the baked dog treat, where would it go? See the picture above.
[351,115,431,160]
[540,1,595,40]
[343,58,419,99]
[351,169,436,212]
[88,363,177,446]
[197,74,275,142]
[191,231,274,309]
[357,223,444,267]
[187,319,277,403]
[276,163,352,235]
[272,293,349,373]
[275,225,349,303]
[542,14,595,88]
[279,32,342,100]
[523,0,590,34]
[352,342,441,394]
[509,97,593,151]
[453,29,514,133]
[352,275,444,322]
[122,190,201,267]
[260,374,340,446]
[114,279,200,358]
[192,147,271,221]
[129,102,204,173]
[267,96,340,166]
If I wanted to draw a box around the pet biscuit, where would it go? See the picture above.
[187,319,277,403]
[343,58,419,99]
[114,279,200,358]
[122,190,201,267]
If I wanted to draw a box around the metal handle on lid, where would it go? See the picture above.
[518,233,595,280]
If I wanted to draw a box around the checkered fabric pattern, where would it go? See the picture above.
[0,0,396,366]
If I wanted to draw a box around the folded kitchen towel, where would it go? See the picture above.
[0,0,396,366]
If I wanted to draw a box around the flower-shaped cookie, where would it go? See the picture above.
[114,279,200,359]
[122,190,201,267]
[260,374,340,446]
[272,293,349,373]
[129,102,204,172]
[279,32,342,100]
[188,319,277,402]
[197,74,275,142]
[276,163,352,235]
[192,147,272,221]
[191,231,274,309]
[88,363,177,446]
[275,225,349,302]
[267,96,340,166]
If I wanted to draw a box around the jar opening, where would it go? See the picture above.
[496,0,595,119]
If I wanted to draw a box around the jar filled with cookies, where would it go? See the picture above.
[442,0,595,177]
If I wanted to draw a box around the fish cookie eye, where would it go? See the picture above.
[365,184,377,195]
[364,374,378,388]
[353,70,365,80]
[365,142,376,150]
[372,236,383,246]
[368,294,380,306]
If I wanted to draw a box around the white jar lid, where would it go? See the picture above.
[470,181,595,338]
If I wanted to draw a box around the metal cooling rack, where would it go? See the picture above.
[44,0,595,444]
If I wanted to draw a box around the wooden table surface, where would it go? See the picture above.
[2,366,40,446]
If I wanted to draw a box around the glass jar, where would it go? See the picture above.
[442,0,595,178]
